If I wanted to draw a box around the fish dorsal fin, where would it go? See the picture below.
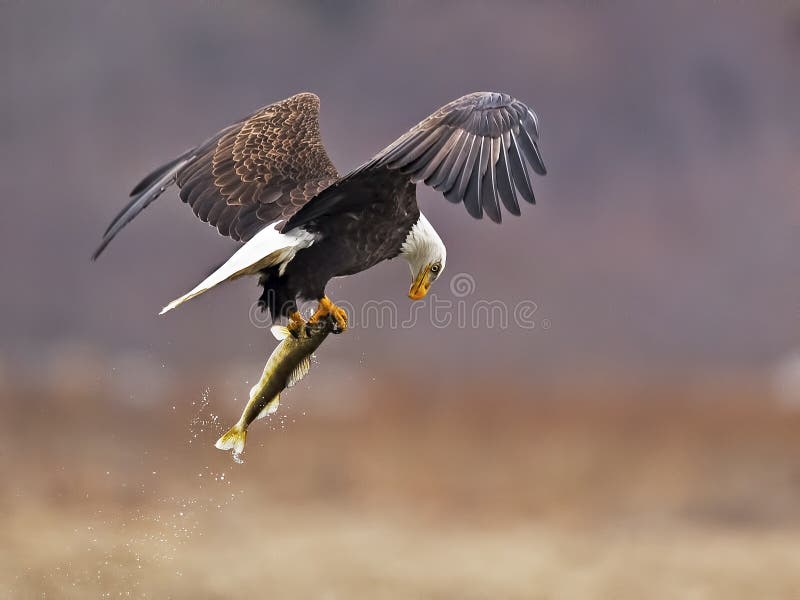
[256,395,280,420]
[271,325,290,341]
[287,356,311,388]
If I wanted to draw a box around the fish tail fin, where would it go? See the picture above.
[215,423,247,455]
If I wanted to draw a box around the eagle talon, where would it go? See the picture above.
[304,322,320,337]
[287,311,305,339]
[328,305,348,333]
[307,296,348,334]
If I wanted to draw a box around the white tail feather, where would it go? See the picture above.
[160,223,314,314]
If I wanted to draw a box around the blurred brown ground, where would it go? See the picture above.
[3,370,800,599]
[3,1,800,597]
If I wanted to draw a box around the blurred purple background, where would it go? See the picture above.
[1,0,799,385]
[5,4,800,597]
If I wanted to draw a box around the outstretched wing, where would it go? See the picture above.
[378,91,546,222]
[93,92,338,259]
[288,91,545,230]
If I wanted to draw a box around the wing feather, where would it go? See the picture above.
[386,130,441,169]
[423,129,466,189]
[439,133,474,194]
[281,92,547,233]
[455,135,482,201]
[194,188,219,222]
[495,139,520,216]
[517,117,547,175]
[508,129,536,205]
[216,205,240,237]
[343,91,545,223]
[93,93,338,258]
[405,132,453,182]
[481,137,501,223]
[205,196,228,225]
[462,140,484,218]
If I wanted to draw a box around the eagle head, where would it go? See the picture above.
[401,213,446,301]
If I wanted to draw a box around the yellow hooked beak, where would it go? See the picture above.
[408,265,432,300]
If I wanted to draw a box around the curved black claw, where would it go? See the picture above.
[333,310,348,334]
[305,316,341,336]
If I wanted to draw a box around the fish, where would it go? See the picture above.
[215,318,335,460]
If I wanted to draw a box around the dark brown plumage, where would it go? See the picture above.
[284,91,545,230]
[93,91,546,324]
[93,93,338,258]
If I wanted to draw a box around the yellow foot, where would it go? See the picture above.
[287,311,306,339]
[307,296,348,334]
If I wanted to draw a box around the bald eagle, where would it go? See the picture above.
[93,92,546,336]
